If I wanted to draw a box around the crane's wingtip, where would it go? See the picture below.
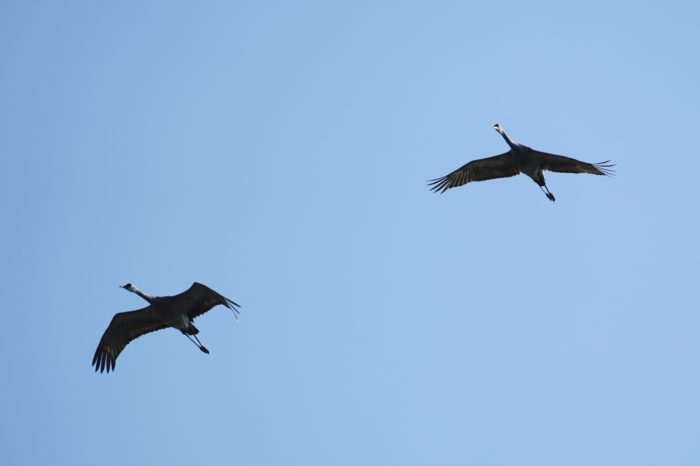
[593,160,616,177]
[225,298,241,320]
[427,177,449,193]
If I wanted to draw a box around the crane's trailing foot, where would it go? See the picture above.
[539,185,556,202]
[183,332,210,354]
[191,333,209,354]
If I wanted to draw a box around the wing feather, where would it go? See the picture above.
[92,307,166,373]
[428,153,518,193]
[535,151,615,176]
[172,282,241,321]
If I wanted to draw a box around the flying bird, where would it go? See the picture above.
[428,124,614,201]
[92,282,240,373]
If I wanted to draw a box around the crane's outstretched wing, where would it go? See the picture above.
[535,151,615,176]
[172,282,241,321]
[92,307,166,373]
[428,153,518,193]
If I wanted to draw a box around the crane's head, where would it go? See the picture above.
[120,283,136,292]
[493,123,504,134]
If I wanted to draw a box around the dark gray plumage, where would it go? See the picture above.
[92,282,240,373]
[428,123,614,201]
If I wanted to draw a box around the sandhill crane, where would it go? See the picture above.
[428,123,614,201]
[92,282,240,373]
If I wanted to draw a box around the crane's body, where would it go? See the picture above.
[92,282,240,373]
[428,123,614,201]
[138,295,199,334]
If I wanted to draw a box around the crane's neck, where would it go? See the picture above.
[131,287,156,304]
[497,128,517,148]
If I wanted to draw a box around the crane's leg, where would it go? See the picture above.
[182,331,210,354]
[538,184,556,202]
[531,172,556,202]
[192,334,209,354]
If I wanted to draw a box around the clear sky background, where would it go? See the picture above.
[2,1,699,465]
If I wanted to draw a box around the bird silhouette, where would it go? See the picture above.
[92,282,240,373]
[428,123,614,201]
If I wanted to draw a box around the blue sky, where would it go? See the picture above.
[2,1,699,465]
